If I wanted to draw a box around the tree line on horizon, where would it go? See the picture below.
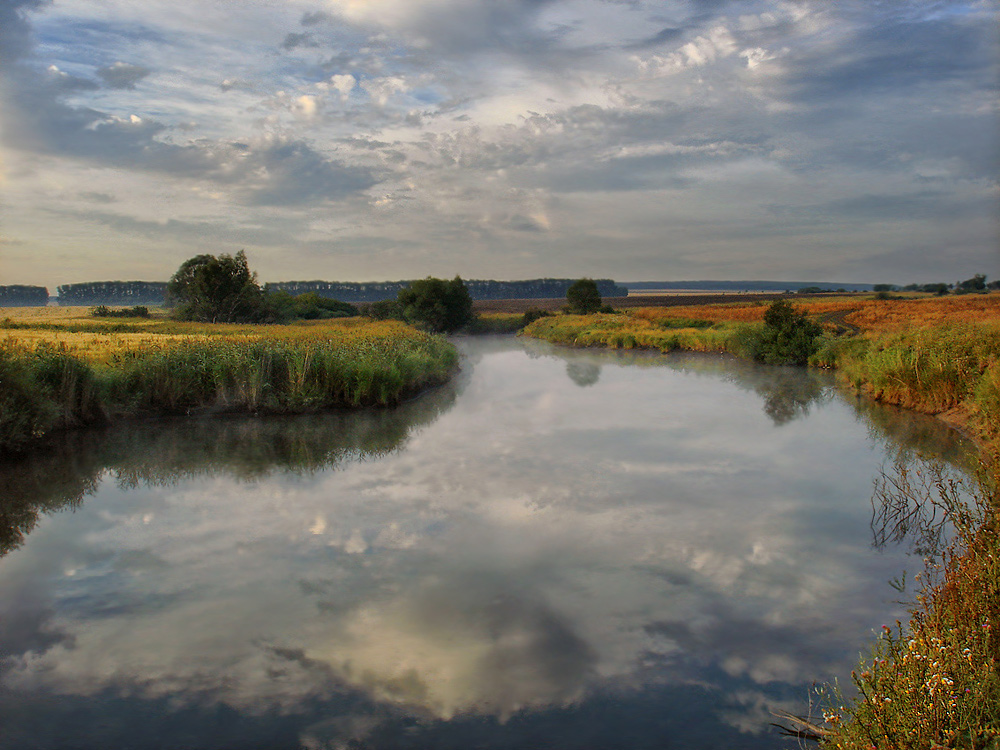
[9,277,627,307]
[3,273,995,308]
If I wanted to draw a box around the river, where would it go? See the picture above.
[0,336,974,749]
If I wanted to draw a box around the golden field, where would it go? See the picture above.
[0,306,428,362]
[626,293,1000,333]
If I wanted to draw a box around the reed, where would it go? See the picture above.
[0,322,457,453]
[820,324,1000,450]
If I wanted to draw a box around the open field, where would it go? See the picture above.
[472,292,791,313]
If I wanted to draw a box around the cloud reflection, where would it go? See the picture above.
[0,339,975,748]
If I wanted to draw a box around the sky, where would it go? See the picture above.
[1,0,998,288]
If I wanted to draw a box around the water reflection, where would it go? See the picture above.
[0,338,975,749]
[566,361,601,388]
[0,381,458,559]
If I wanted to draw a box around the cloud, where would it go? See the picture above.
[623,26,684,50]
[45,64,99,93]
[281,32,316,50]
[636,25,738,75]
[0,0,48,66]
[0,0,996,285]
[95,61,151,89]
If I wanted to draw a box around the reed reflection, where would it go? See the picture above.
[0,380,458,558]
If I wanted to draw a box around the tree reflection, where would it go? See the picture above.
[755,369,829,425]
[0,382,458,558]
[565,361,601,388]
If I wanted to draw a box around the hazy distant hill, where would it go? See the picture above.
[624,280,874,292]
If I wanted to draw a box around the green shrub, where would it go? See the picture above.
[741,300,823,365]
[91,305,150,318]
[398,276,474,333]
[365,299,404,321]
[566,278,602,314]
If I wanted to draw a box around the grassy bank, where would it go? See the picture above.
[817,458,1000,750]
[523,295,1000,747]
[0,311,457,454]
[523,296,1000,446]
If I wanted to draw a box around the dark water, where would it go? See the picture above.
[0,337,974,749]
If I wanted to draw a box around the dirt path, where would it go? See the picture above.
[816,308,861,335]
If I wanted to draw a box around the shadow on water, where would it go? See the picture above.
[0,379,460,558]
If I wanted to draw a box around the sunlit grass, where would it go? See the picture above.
[523,312,737,353]
[0,310,457,453]
[623,294,1000,334]
[819,462,1000,750]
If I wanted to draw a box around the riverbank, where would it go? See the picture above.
[522,295,1000,449]
[522,294,1000,747]
[0,311,457,454]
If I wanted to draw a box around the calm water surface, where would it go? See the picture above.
[0,337,973,749]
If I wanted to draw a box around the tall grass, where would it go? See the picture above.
[0,326,457,454]
[523,312,738,353]
[819,461,1000,749]
[815,324,1000,451]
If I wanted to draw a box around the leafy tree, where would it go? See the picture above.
[566,278,602,314]
[365,299,405,321]
[873,284,897,292]
[956,274,987,294]
[398,276,474,333]
[743,300,823,366]
[0,285,49,306]
[921,282,951,296]
[166,251,267,323]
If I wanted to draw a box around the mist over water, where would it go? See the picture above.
[0,337,974,749]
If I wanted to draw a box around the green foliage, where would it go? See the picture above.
[873,284,898,292]
[0,285,49,306]
[656,317,714,330]
[829,324,1000,419]
[265,291,358,322]
[741,300,823,365]
[0,344,106,453]
[364,299,404,321]
[956,274,988,294]
[522,308,553,327]
[523,312,737,354]
[90,305,151,318]
[923,283,952,295]
[398,276,474,333]
[167,251,268,323]
[566,278,602,314]
[797,285,832,294]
